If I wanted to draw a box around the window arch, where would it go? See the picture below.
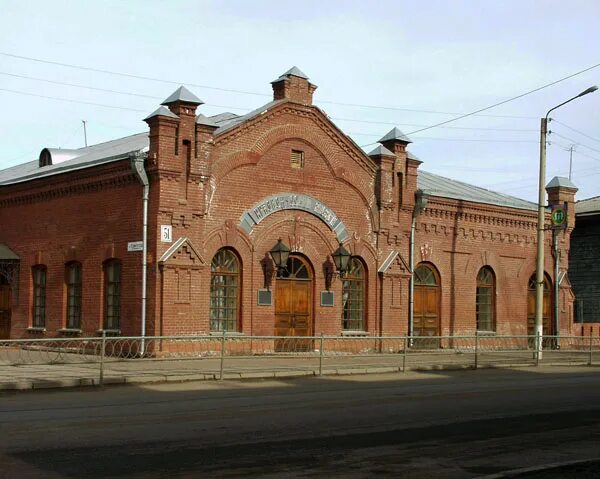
[103,260,121,330]
[32,265,47,328]
[210,249,240,332]
[65,262,82,329]
[414,263,438,286]
[476,267,495,332]
[342,257,366,331]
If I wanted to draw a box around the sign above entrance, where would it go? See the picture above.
[240,193,349,241]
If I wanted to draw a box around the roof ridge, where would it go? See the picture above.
[74,132,147,152]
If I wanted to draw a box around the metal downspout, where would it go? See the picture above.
[553,231,560,348]
[130,151,149,356]
[409,214,416,345]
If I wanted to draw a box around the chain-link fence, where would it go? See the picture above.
[0,333,598,387]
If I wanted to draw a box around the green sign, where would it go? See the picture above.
[550,203,567,229]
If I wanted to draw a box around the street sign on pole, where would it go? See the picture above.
[550,203,568,230]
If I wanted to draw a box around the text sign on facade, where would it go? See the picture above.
[127,241,144,252]
[550,203,568,229]
[161,225,173,243]
[239,193,349,241]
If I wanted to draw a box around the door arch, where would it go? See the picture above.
[527,273,553,337]
[0,273,11,339]
[275,255,313,351]
[414,263,441,347]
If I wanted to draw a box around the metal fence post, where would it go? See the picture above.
[219,330,226,380]
[589,334,593,367]
[474,331,479,370]
[99,331,106,387]
[319,333,324,376]
[402,336,408,373]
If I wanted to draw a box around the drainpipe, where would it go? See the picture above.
[553,230,560,349]
[130,151,149,356]
[409,190,427,346]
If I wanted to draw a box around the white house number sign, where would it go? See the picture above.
[160,225,173,243]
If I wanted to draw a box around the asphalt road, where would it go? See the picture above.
[1,366,599,478]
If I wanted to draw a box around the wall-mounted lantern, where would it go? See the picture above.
[331,242,351,277]
[269,239,290,277]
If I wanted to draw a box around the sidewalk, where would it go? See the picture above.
[1,349,594,391]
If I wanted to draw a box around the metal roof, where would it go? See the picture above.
[161,86,204,106]
[417,170,537,211]
[143,106,179,121]
[271,66,309,82]
[379,127,412,144]
[196,113,219,127]
[214,100,285,135]
[546,176,577,189]
[0,243,19,260]
[368,145,395,157]
[576,196,600,216]
[0,133,149,186]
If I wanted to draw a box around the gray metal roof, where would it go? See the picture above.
[143,106,179,121]
[209,112,240,125]
[161,86,204,106]
[546,176,577,189]
[417,170,537,211]
[0,133,149,186]
[368,145,395,157]
[214,100,285,135]
[271,66,309,82]
[0,243,19,260]
[576,196,600,216]
[379,127,412,144]
[196,113,219,127]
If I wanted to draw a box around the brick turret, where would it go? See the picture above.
[271,66,317,105]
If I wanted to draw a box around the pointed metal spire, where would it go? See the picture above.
[161,86,204,106]
[378,127,412,144]
[271,66,309,83]
[143,106,180,121]
[368,145,395,157]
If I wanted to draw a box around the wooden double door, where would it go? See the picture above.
[527,275,553,346]
[0,280,11,340]
[413,263,441,348]
[274,256,313,352]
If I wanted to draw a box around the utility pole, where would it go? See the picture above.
[568,145,575,181]
[82,120,88,147]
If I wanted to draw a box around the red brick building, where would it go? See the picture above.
[0,67,578,343]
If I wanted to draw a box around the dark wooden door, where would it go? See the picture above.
[0,284,11,339]
[413,263,440,348]
[527,276,553,345]
[274,256,312,352]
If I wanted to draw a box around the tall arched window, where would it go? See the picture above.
[210,249,240,332]
[32,265,47,328]
[103,260,121,330]
[476,267,495,332]
[65,262,82,329]
[342,258,365,331]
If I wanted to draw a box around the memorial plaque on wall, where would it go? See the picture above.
[257,289,272,306]
[321,291,334,307]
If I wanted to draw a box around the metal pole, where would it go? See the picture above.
[82,120,88,147]
[553,231,560,349]
[409,215,416,347]
[219,330,226,380]
[589,333,593,367]
[535,117,548,362]
[402,336,408,373]
[319,333,324,376]
[474,330,479,370]
[99,330,106,387]
[535,331,541,366]
[568,145,574,181]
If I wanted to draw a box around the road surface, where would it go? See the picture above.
[1,366,599,478]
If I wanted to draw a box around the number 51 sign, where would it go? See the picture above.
[161,225,173,243]
[550,203,567,230]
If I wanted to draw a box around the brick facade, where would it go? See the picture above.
[0,68,577,342]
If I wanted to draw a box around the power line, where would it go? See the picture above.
[333,116,536,132]
[552,131,600,155]
[404,61,600,136]
[552,119,600,144]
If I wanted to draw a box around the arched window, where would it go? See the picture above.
[210,249,240,332]
[414,264,438,286]
[103,260,121,330]
[476,267,495,332]
[32,265,47,328]
[342,258,365,331]
[65,262,82,329]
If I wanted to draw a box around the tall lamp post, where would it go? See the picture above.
[535,85,597,358]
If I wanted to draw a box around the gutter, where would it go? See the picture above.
[409,190,428,345]
[129,151,149,356]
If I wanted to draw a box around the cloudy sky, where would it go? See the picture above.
[1,0,598,201]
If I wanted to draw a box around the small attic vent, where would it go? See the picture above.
[39,149,52,167]
[38,148,79,168]
[291,150,304,169]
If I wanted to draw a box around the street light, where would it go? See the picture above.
[535,85,597,358]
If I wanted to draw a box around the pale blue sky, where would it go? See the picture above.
[1,0,598,201]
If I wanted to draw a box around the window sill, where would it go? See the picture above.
[341,330,369,336]
[27,327,46,333]
[97,329,121,337]
[57,328,82,336]
[209,331,245,337]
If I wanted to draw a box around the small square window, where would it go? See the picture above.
[291,150,304,169]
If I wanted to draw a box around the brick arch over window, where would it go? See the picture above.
[476,266,496,332]
[210,248,241,333]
